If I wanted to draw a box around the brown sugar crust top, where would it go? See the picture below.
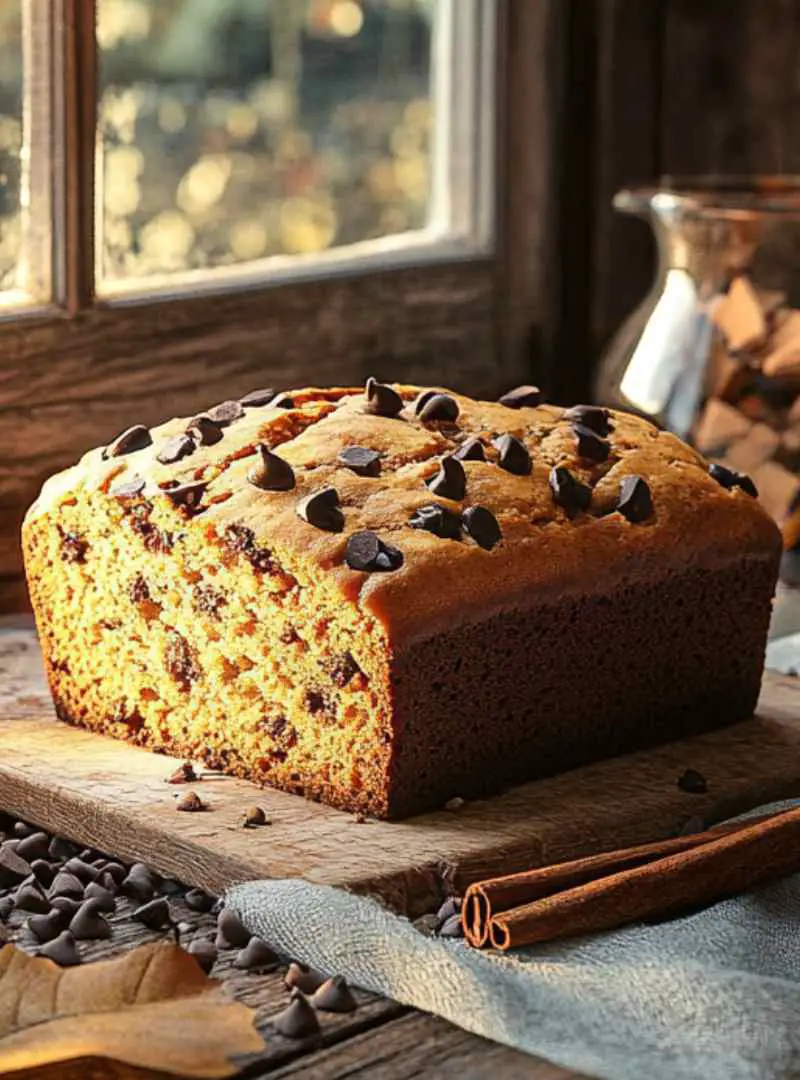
[26,384,782,648]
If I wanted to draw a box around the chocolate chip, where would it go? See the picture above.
[413,389,438,415]
[364,377,403,418]
[549,466,591,513]
[452,437,486,462]
[426,456,466,500]
[105,425,152,458]
[269,392,295,409]
[40,929,81,966]
[409,503,462,540]
[156,434,195,465]
[176,791,206,812]
[0,847,29,891]
[0,897,14,921]
[192,584,227,617]
[58,530,88,564]
[438,913,464,938]
[164,481,207,510]
[187,938,218,974]
[462,506,501,550]
[27,909,65,943]
[50,896,82,920]
[13,822,38,839]
[186,415,223,446]
[48,837,78,861]
[285,961,326,995]
[677,768,707,795]
[493,434,532,475]
[418,393,459,423]
[216,907,251,949]
[234,937,280,971]
[242,806,269,828]
[70,898,111,940]
[132,897,172,930]
[573,424,611,463]
[13,884,49,913]
[49,872,84,900]
[337,446,381,477]
[31,860,55,889]
[616,475,653,523]
[498,385,544,408]
[185,890,216,915]
[121,864,158,901]
[83,881,116,912]
[296,488,344,532]
[346,531,404,572]
[274,990,321,1038]
[15,832,50,862]
[436,897,462,923]
[239,387,276,408]
[100,862,126,886]
[63,857,100,884]
[207,400,245,426]
[247,445,296,491]
[311,975,357,1013]
[166,762,199,785]
[708,463,758,497]
[564,405,612,437]
[110,476,146,499]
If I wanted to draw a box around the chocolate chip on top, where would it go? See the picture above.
[493,434,532,476]
[499,385,544,408]
[104,424,152,459]
[156,434,195,465]
[338,446,381,477]
[187,415,223,446]
[270,392,295,409]
[409,503,462,540]
[297,487,344,532]
[413,389,437,415]
[708,463,758,498]
[616,475,653,522]
[573,423,611,463]
[364,377,403,418]
[346,530,404,572]
[549,466,591,513]
[452,437,486,462]
[426,456,466,500]
[462,506,501,550]
[418,393,459,423]
[110,476,146,499]
[564,404,612,437]
[164,481,207,510]
[247,444,296,491]
[239,387,276,407]
[207,400,245,426]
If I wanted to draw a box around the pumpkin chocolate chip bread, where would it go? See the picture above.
[23,381,781,818]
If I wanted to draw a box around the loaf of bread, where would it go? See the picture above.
[23,381,781,818]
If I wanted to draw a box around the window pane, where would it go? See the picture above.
[96,0,435,286]
[0,4,23,293]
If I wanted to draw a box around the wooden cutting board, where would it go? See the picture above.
[3,620,800,917]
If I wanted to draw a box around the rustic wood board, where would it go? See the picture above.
[3,620,800,918]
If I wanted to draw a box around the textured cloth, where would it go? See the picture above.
[229,801,800,1080]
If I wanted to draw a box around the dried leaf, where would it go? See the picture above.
[0,941,263,1078]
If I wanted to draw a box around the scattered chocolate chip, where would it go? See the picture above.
[176,791,207,813]
[549,466,591,514]
[242,806,269,828]
[337,446,382,477]
[160,878,183,897]
[207,400,245,426]
[409,503,462,540]
[48,836,78,861]
[438,913,464,938]
[164,481,207,511]
[234,937,280,971]
[247,445,296,491]
[345,531,404,572]
[13,822,38,839]
[100,862,126,886]
[105,425,152,459]
[573,424,611,463]
[452,437,486,462]
[27,909,66,943]
[364,377,403,418]
[413,389,438,415]
[40,929,81,966]
[83,881,116,912]
[110,476,147,499]
[708,463,758,497]
[128,574,151,603]
[216,907,252,949]
[311,975,357,1013]
[186,415,223,446]
[185,888,216,913]
[0,896,12,920]
[164,632,200,692]
[498,385,544,408]
[274,990,321,1038]
[269,392,295,409]
[426,456,466,500]
[493,434,532,475]
[58,530,89,564]
[70,898,111,940]
[418,393,459,423]
[31,860,55,889]
[564,405,612,437]
[167,762,199,785]
[132,897,172,931]
[121,864,158,901]
[240,387,276,408]
[63,857,99,884]
[677,768,707,795]
[15,832,50,862]
[187,938,218,974]
[156,434,195,466]
[50,896,82,920]
[14,884,49,913]
[462,506,501,550]
[296,487,344,532]
[49,872,84,901]
[616,475,653,523]
[436,897,462,924]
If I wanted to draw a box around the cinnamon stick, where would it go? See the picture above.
[462,808,800,951]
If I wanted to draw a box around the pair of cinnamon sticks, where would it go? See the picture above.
[462,806,800,951]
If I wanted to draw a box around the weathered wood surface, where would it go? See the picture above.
[3,621,800,923]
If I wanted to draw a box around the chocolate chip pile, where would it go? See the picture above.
[0,814,362,1041]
